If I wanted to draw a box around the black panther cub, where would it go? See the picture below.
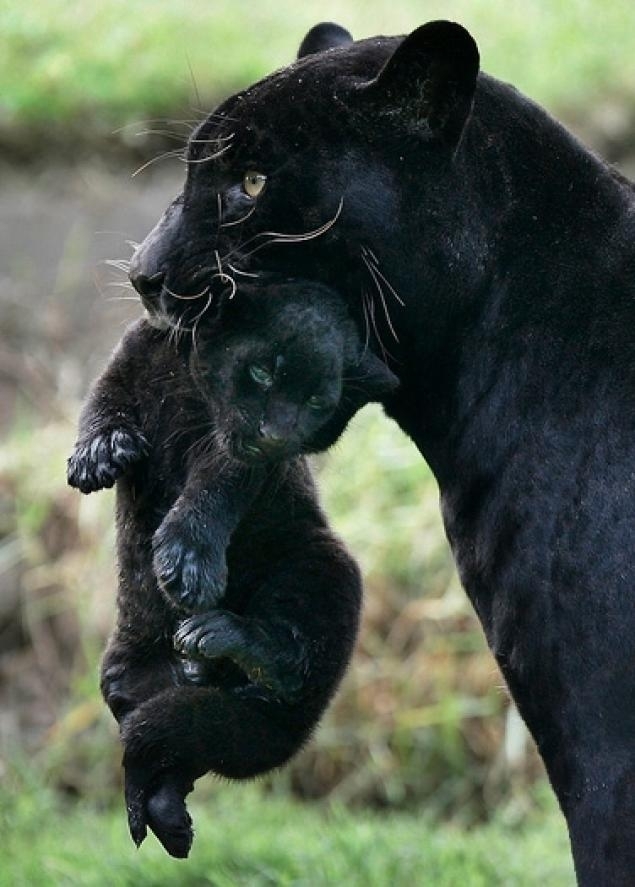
[67,278,397,857]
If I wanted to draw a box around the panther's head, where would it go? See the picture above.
[129,20,480,354]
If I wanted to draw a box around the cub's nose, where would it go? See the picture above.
[257,422,288,453]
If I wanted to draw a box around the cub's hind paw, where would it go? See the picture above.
[67,427,148,493]
[146,782,193,859]
[152,515,228,613]
[124,766,194,859]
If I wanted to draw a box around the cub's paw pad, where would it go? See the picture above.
[67,427,148,493]
[152,519,227,612]
[173,611,241,660]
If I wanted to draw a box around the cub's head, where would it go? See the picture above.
[129,21,480,354]
[190,279,398,462]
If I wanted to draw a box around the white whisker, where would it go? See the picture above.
[362,253,399,342]
[209,272,237,300]
[186,142,234,164]
[103,258,132,273]
[189,132,235,145]
[132,149,184,178]
[228,264,259,279]
[190,291,214,357]
[223,197,344,264]
[219,205,256,228]
[362,246,405,306]
[164,283,210,302]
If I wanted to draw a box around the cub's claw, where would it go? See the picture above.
[152,516,228,613]
[67,427,148,493]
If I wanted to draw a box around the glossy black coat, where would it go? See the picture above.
[128,21,635,884]
[68,280,397,856]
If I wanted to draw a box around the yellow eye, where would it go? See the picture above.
[243,170,267,198]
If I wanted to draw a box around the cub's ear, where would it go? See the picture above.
[361,20,479,145]
[298,22,353,59]
[347,350,399,403]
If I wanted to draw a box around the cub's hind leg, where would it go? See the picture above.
[100,636,198,857]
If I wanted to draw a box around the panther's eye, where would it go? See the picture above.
[306,395,328,411]
[249,364,273,387]
[243,170,267,198]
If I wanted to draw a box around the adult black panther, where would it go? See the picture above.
[127,20,635,885]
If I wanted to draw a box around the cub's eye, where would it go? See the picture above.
[249,364,273,387]
[243,170,267,198]
[306,395,328,411]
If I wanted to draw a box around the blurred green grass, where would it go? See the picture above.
[2,766,574,886]
[2,0,634,131]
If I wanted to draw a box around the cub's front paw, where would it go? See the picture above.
[152,515,228,613]
[67,427,148,493]
[173,611,243,660]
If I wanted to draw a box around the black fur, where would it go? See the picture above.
[128,21,635,884]
[68,279,397,857]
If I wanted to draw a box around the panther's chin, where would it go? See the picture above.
[143,307,172,332]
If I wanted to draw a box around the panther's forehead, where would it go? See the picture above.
[191,35,402,152]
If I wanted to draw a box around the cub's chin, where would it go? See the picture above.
[232,437,300,465]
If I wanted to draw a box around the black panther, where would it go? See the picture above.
[67,279,397,857]
[126,20,635,885]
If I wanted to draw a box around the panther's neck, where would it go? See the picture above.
[386,73,635,487]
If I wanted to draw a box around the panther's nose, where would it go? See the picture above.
[129,268,165,300]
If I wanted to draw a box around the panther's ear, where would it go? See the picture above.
[347,350,399,402]
[298,22,353,59]
[361,21,479,145]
